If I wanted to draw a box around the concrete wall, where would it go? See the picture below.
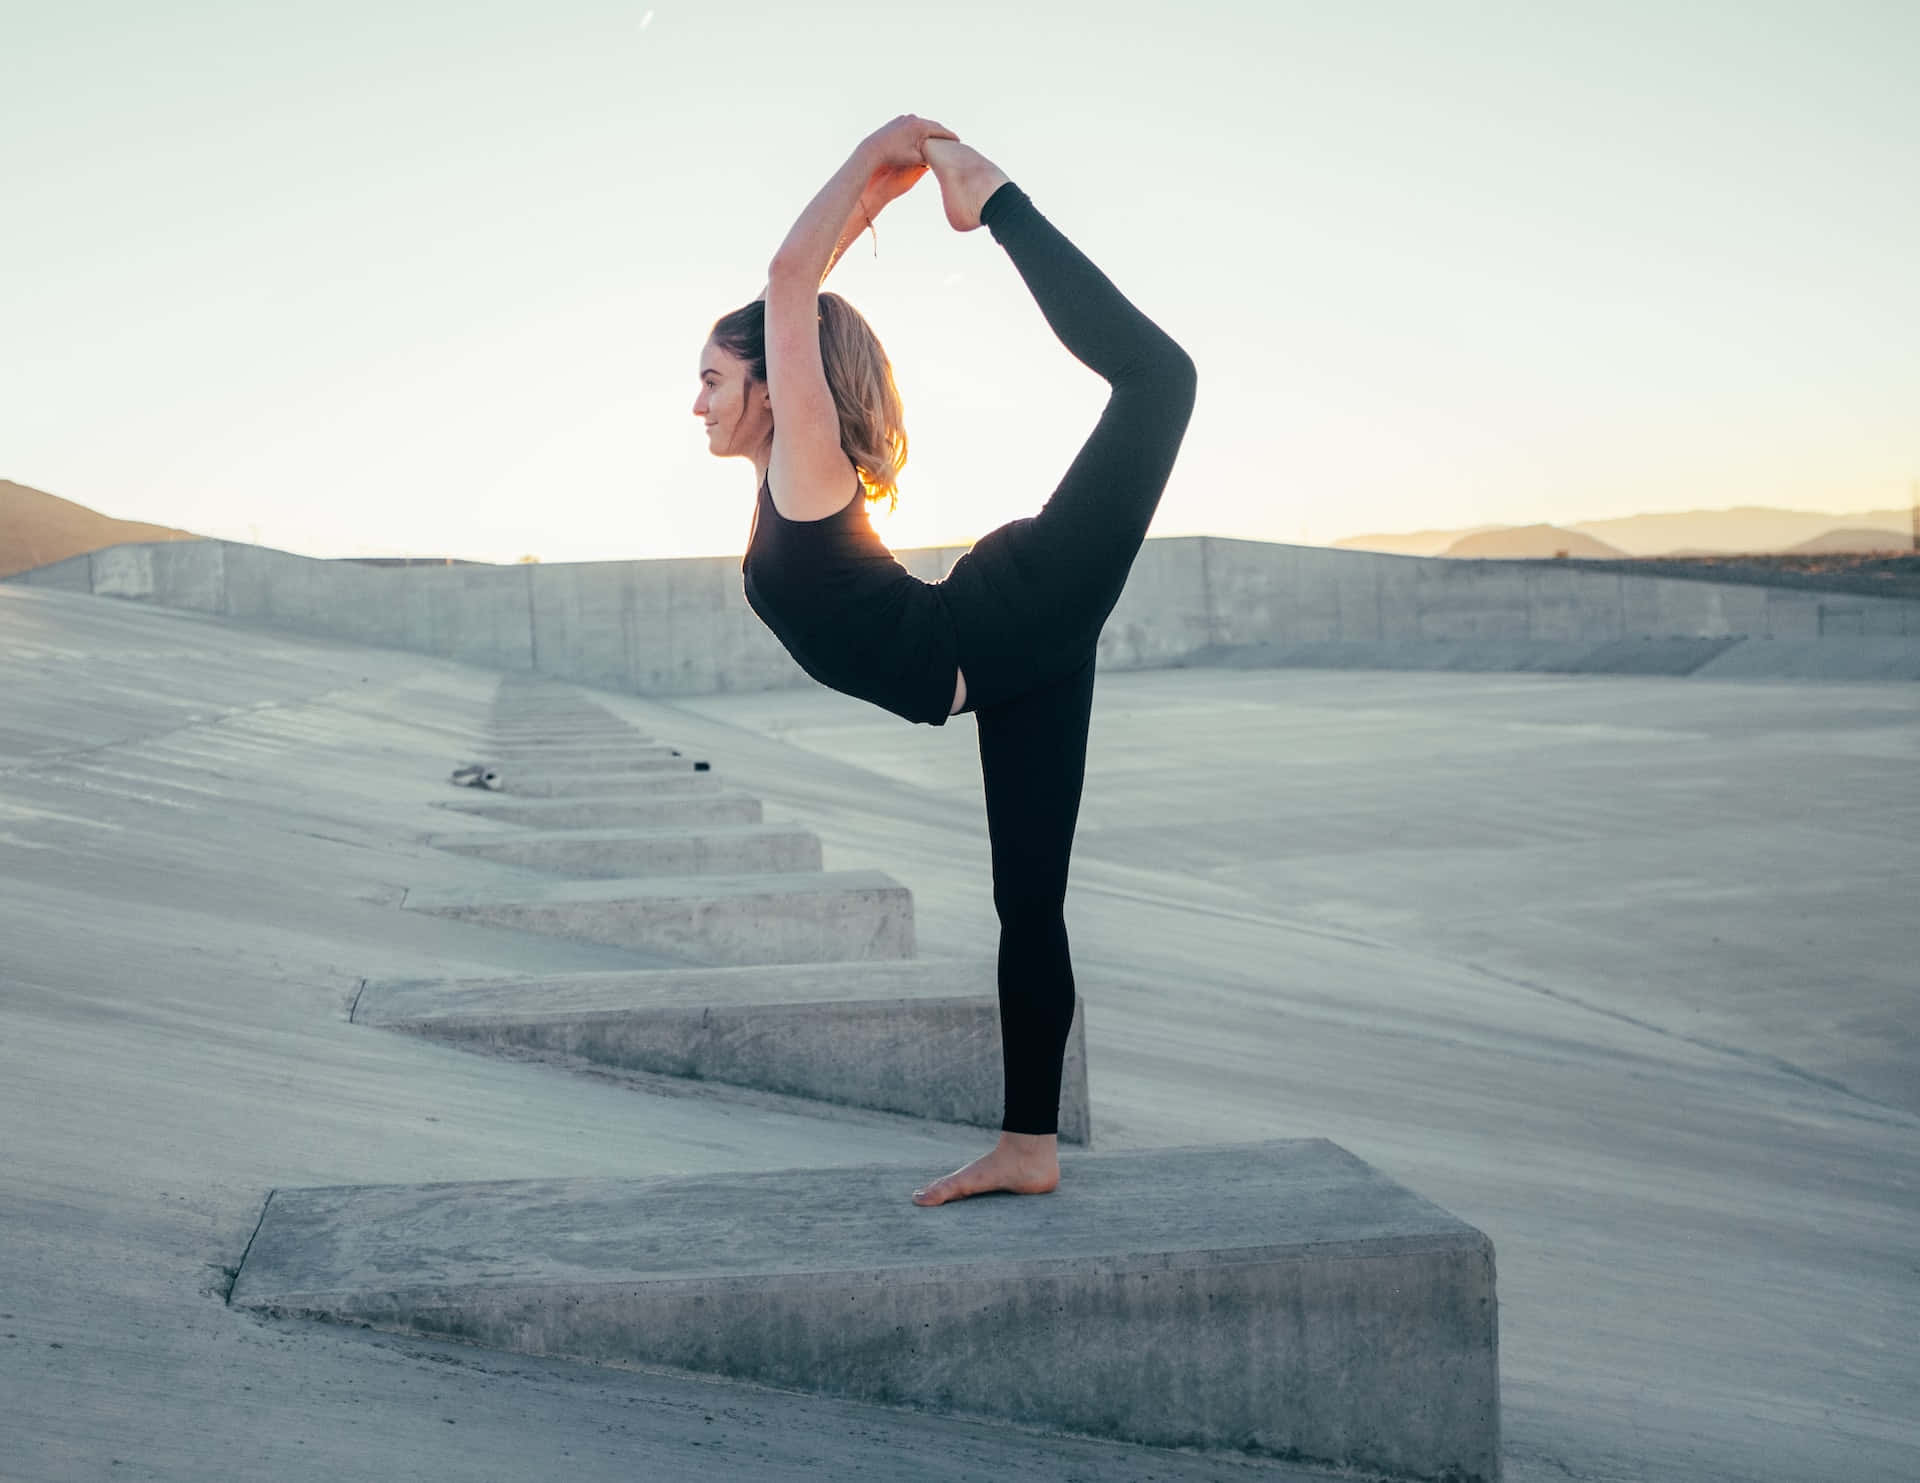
[10,536,1917,693]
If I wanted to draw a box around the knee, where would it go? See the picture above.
[993,888,1068,943]
[1115,338,1197,421]
[1159,342,1198,416]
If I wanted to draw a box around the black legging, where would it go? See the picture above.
[936,182,1198,1135]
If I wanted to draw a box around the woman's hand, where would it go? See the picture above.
[854,115,958,222]
[859,113,958,172]
[860,160,928,218]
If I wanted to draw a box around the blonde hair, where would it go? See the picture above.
[708,292,909,514]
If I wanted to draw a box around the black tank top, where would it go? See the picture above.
[742,470,960,727]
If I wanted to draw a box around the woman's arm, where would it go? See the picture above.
[760,118,953,513]
[769,116,954,285]
[751,204,871,303]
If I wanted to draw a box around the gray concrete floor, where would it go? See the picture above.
[2,581,1916,1482]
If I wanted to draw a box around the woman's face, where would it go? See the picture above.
[693,341,771,459]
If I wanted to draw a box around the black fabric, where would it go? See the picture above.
[742,472,960,726]
[741,180,1197,1134]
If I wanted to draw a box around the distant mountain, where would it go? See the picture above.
[1566,505,1910,556]
[1333,504,1911,559]
[1443,524,1628,559]
[1,479,203,579]
[1784,527,1915,555]
[1332,524,1506,557]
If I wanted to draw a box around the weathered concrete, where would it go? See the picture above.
[229,1139,1498,1480]
[494,770,722,799]
[431,791,762,829]
[1688,635,1920,681]
[482,753,707,775]
[489,724,648,741]
[403,870,914,965]
[426,823,823,878]
[352,959,1092,1143]
[481,747,687,768]
[1184,633,1920,679]
[1183,635,1746,675]
[15,535,1912,698]
[6,578,1917,1483]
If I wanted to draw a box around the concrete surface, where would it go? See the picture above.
[425,823,824,878]
[430,790,762,829]
[493,769,723,798]
[3,577,1916,1483]
[479,749,691,770]
[13,535,1914,700]
[352,959,1092,1142]
[488,722,652,739]
[1187,633,1920,680]
[230,1139,1497,1481]
[403,870,914,965]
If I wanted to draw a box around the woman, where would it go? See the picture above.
[694,116,1197,1206]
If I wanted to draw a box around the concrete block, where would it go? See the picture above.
[426,824,822,878]
[483,752,698,773]
[495,771,721,799]
[431,792,762,830]
[229,1139,1499,1480]
[402,869,913,964]
[482,743,678,762]
[352,957,1090,1142]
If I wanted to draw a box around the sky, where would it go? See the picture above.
[4,0,1916,563]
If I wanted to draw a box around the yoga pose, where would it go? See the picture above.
[694,117,1197,1205]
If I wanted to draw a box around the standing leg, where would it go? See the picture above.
[982,647,1096,1133]
[912,649,1095,1206]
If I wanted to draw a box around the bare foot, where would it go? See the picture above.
[912,1131,1059,1206]
[922,138,1011,233]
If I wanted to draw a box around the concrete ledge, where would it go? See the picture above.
[431,792,763,830]
[352,957,1090,1142]
[426,824,823,878]
[229,1139,1499,1480]
[402,870,913,964]
[482,750,693,771]
[495,771,722,799]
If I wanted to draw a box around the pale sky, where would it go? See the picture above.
[5,1,1915,563]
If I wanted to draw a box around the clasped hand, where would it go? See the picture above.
[857,113,959,217]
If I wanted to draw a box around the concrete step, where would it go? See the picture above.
[481,749,691,769]
[495,771,723,799]
[485,754,710,776]
[403,869,913,964]
[352,956,1090,1143]
[426,823,822,878]
[432,792,762,830]
[228,1139,1499,1480]
[482,739,682,755]
[489,723,649,740]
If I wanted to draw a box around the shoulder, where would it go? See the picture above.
[766,451,863,522]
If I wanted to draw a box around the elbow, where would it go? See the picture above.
[766,255,817,291]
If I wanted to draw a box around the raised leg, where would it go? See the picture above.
[936,178,1198,714]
